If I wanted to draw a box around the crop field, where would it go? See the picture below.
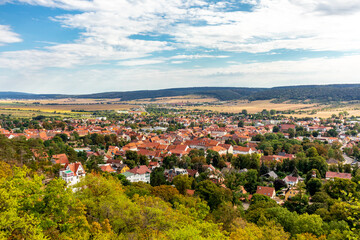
[0,100,136,112]
[2,104,136,111]
[0,98,121,105]
[0,98,137,118]
[2,97,360,118]
[286,104,360,118]
[184,100,317,113]
[0,108,82,118]
[183,100,360,118]
[126,95,218,104]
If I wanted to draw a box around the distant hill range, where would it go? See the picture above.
[1,84,360,102]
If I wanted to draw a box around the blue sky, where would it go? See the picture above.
[0,0,360,94]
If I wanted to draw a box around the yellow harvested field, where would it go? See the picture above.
[2,97,360,118]
[185,100,317,113]
[0,108,79,118]
[0,98,121,105]
[126,95,217,104]
[287,108,360,118]
[1,104,135,111]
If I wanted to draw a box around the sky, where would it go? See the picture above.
[0,0,360,94]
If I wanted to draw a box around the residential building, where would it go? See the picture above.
[325,171,352,180]
[256,186,276,198]
[51,153,69,166]
[124,165,151,183]
[59,162,86,186]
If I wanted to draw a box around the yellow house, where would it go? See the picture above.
[118,164,130,173]
[284,187,299,201]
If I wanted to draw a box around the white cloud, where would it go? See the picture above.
[2,0,360,65]
[291,0,360,15]
[118,59,164,66]
[0,25,21,45]
[171,0,360,53]
[170,54,229,59]
[171,60,187,64]
[0,0,360,91]
[2,54,360,94]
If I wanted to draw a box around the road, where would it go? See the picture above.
[342,154,356,165]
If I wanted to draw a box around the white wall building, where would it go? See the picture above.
[59,162,86,186]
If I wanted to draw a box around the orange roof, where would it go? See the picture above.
[52,154,69,165]
[64,162,85,176]
[208,145,226,153]
[100,164,116,173]
[186,189,195,196]
[256,186,275,197]
[233,146,254,152]
[128,165,151,175]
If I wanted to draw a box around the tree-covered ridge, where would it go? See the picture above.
[248,84,360,102]
[0,87,263,101]
[2,84,360,102]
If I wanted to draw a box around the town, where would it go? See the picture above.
[1,106,360,239]
[2,0,360,238]
[1,108,359,195]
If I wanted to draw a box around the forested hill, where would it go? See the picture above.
[247,84,360,102]
[77,87,265,101]
[1,84,360,101]
[0,92,66,99]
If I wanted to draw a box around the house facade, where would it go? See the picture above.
[284,175,299,186]
[124,165,151,183]
[59,162,86,186]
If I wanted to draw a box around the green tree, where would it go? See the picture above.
[196,180,231,210]
[150,167,167,186]
[294,213,325,236]
[173,174,193,195]
[162,154,178,169]
[323,178,358,201]
[139,154,149,166]
[86,155,105,173]
[206,149,220,167]
[306,178,322,196]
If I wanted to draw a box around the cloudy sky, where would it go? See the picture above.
[0,0,360,94]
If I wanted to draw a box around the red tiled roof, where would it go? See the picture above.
[186,189,195,196]
[100,164,116,173]
[233,146,253,152]
[128,165,151,175]
[256,186,275,197]
[64,162,85,176]
[284,176,298,182]
[52,153,69,165]
[186,169,198,177]
[326,171,351,180]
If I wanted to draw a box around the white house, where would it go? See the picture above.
[284,175,299,186]
[59,162,86,186]
[124,165,151,183]
[233,146,256,155]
